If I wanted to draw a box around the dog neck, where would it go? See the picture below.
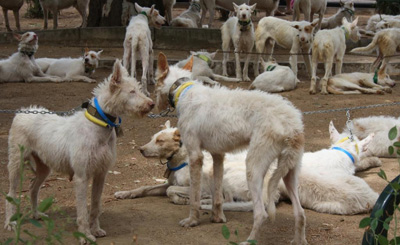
[341,8,354,16]
[195,54,212,67]
[341,26,350,40]
[84,62,96,75]
[238,19,252,31]
[139,11,149,21]
[168,77,194,108]
[166,143,188,169]
[190,2,201,12]
[18,44,37,58]
[331,136,359,164]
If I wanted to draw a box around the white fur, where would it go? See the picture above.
[4,60,154,244]
[293,0,327,31]
[36,49,103,83]
[320,0,355,29]
[375,18,400,31]
[122,3,166,96]
[0,0,23,32]
[170,0,201,28]
[221,3,256,82]
[0,32,62,83]
[39,0,89,29]
[250,59,299,92]
[365,14,400,33]
[155,52,307,244]
[254,16,318,78]
[310,17,360,94]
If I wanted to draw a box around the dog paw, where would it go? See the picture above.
[210,214,226,223]
[4,221,16,231]
[88,79,96,83]
[114,191,131,199]
[179,217,199,227]
[309,89,316,94]
[32,211,48,220]
[291,238,308,245]
[80,234,96,245]
[384,88,392,93]
[243,76,251,82]
[320,89,328,95]
[91,227,107,237]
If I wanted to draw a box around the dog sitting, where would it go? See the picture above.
[176,50,240,84]
[4,60,155,244]
[122,3,165,96]
[221,3,257,82]
[327,64,395,95]
[116,120,379,215]
[170,0,201,28]
[0,32,62,83]
[155,52,307,244]
[36,48,103,83]
[249,59,299,92]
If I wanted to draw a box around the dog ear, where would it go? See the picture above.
[311,19,319,28]
[157,52,169,74]
[329,121,341,143]
[97,50,103,56]
[134,3,142,13]
[351,17,359,28]
[233,2,239,12]
[85,47,89,55]
[110,59,123,91]
[13,33,22,41]
[250,3,257,12]
[173,129,181,142]
[339,0,344,7]
[150,4,155,14]
[260,58,267,68]
[341,17,348,25]
[182,56,194,72]
[359,133,375,152]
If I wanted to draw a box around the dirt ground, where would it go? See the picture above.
[1,3,400,245]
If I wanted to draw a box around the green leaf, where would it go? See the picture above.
[23,229,38,239]
[5,196,19,206]
[378,169,388,181]
[385,216,393,223]
[391,182,400,191]
[234,229,238,236]
[72,232,96,244]
[389,146,394,155]
[384,222,390,231]
[38,197,53,213]
[375,209,384,218]
[248,240,258,245]
[10,213,23,222]
[222,225,230,240]
[390,237,400,245]
[29,218,42,228]
[4,238,14,245]
[389,126,398,140]
[229,242,238,245]
[378,234,389,245]
[393,141,400,147]
[371,218,378,231]
[359,217,371,228]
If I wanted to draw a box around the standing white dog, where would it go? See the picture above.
[122,3,165,96]
[39,0,89,29]
[0,0,24,32]
[0,32,62,83]
[155,52,307,244]
[293,0,327,31]
[4,60,155,244]
[221,3,257,82]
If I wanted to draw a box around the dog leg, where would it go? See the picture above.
[148,49,156,85]
[90,172,107,238]
[211,153,226,223]
[302,50,312,78]
[43,9,49,30]
[66,75,96,83]
[208,5,215,28]
[179,150,203,227]
[309,56,318,94]
[234,48,242,80]
[130,43,138,78]
[115,183,170,199]
[3,8,11,32]
[320,58,333,95]
[335,51,344,75]
[242,52,252,82]
[52,9,58,30]
[25,75,61,83]
[140,47,150,96]
[289,44,299,78]
[122,37,132,73]
[76,0,89,28]
[167,186,191,205]
[30,153,50,220]
[221,30,230,77]
[13,10,21,31]
[356,157,382,172]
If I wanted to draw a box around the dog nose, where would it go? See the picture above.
[85,58,89,63]
[301,37,305,42]
[139,148,145,155]
[149,101,155,109]
[242,14,246,19]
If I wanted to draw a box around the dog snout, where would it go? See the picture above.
[242,14,246,19]
[300,37,305,42]
[139,148,145,156]
[149,101,155,109]
[85,58,89,63]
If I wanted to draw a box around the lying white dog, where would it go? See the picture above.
[36,48,103,83]
[115,120,379,215]
[0,32,61,83]
[249,59,299,92]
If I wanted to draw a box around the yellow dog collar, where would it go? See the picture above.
[173,82,195,107]
[85,109,108,127]
[336,136,359,155]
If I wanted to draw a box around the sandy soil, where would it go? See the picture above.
[1,3,400,245]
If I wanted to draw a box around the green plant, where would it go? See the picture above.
[221,224,257,245]
[359,126,400,245]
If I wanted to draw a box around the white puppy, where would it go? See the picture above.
[221,3,257,82]
[249,59,299,92]
[122,3,165,96]
[0,32,61,83]
[36,48,103,83]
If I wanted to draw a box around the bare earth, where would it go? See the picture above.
[1,3,400,245]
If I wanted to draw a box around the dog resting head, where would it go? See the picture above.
[14,32,38,54]
[84,48,103,72]
[140,120,181,159]
[134,3,166,29]
[376,64,396,87]
[93,59,154,117]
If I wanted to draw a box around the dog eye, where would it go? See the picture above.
[156,139,164,143]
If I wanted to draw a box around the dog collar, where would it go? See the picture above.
[342,8,355,16]
[167,161,188,171]
[19,50,35,58]
[238,20,252,31]
[191,2,201,12]
[173,82,194,107]
[195,54,212,67]
[341,26,349,40]
[335,136,359,155]
[83,98,121,129]
[139,11,148,19]
[85,63,96,74]
[168,77,191,108]
[373,69,378,84]
[266,65,276,72]
[331,147,355,164]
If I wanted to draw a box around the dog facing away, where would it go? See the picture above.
[310,17,360,94]
[293,0,327,31]
[320,0,355,29]
[221,3,257,82]
[0,32,62,83]
[345,116,400,158]
[39,0,89,29]
[122,3,165,96]
[327,64,395,95]
[0,0,23,32]
[36,48,103,83]
[155,52,307,244]
[170,0,201,28]
[350,28,400,75]
[4,60,155,244]
[116,120,380,215]
[176,50,240,84]
[249,59,299,92]
[254,17,318,78]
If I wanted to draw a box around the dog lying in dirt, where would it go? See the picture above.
[170,0,201,28]
[115,120,379,215]
[249,59,299,92]
[0,32,62,83]
[36,48,102,83]
[4,60,155,244]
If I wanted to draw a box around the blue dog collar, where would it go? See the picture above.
[94,97,121,128]
[167,162,188,171]
[331,146,355,164]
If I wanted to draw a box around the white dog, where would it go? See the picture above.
[36,48,103,83]
[249,59,299,92]
[345,116,400,158]
[170,0,201,28]
[122,3,165,96]
[365,14,400,34]
[155,52,307,244]
[254,17,318,78]
[310,17,360,94]
[221,3,257,82]
[293,0,327,31]
[39,0,89,29]
[0,0,23,32]
[327,65,395,95]
[116,120,379,216]
[0,32,62,83]
[320,0,355,29]
[350,28,400,75]
[4,60,155,244]
[176,50,240,84]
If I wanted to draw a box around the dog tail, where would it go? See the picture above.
[201,202,254,212]
[350,34,379,54]
[212,74,241,83]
